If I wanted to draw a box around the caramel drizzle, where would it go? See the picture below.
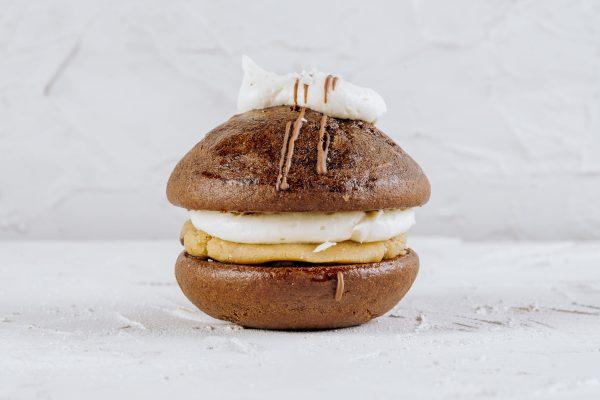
[292,78,299,109]
[323,74,338,103]
[303,83,309,105]
[275,121,292,191]
[317,114,330,174]
[279,107,306,190]
[335,271,344,301]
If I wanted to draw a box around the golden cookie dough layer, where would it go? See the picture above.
[180,220,407,265]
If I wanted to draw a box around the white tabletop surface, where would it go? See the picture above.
[2,238,600,399]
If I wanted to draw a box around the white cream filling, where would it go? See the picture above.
[189,209,415,245]
[237,56,387,123]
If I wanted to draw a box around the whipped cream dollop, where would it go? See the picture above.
[189,209,415,244]
[237,56,387,123]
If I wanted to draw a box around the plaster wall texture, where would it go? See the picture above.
[1,0,599,240]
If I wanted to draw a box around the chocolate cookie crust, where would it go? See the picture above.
[167,106,430,212]
[175,249,419,330]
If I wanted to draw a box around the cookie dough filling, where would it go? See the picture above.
[180,220,407,264]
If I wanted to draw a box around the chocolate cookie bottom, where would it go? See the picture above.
[175,250,419,330]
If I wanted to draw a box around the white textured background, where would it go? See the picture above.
[1,0,599,240]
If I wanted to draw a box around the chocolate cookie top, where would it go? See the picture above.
[167,106,430,212]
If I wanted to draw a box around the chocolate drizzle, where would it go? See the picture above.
[275,121,292,191]
[278,107,306,191]
[303,83,309,104]
[324,75,332,103]
[316,114,330,174]
[323,74,338,103]
[335,271,344,301]
[292,78,299,109]
[275,73,339,189]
